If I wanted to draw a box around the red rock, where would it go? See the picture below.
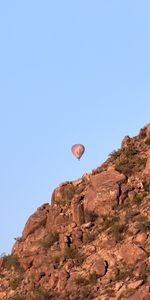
[92,258,107,276]
[71,195,85,225]
[84,169,126,216]
[120,243,147,265]
[121,135,130,148]
[22,204,49,238]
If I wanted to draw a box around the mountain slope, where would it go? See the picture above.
[0,124,150,300]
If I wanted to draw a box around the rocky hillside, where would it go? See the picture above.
[0,125,150,300]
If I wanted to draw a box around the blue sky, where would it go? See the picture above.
[0,1,150,254]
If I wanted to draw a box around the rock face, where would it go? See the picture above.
[84,169,126,216]
[0,124,150,300]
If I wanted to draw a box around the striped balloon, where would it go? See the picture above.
[71,144,85,160]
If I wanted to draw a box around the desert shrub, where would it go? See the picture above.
[133,193,143,205]
[74,275,89,286]
[88,272,99,283]
[134,214,149,223]
[105,288,115,297]
[145,138,150,145]
[108,149,122,161]
[114,266,133,282]
[61,184,76,203]
[51,255,60,264]
[10,277,23,290]
[83,231,96,244]
[39,232,59,249]
[80,287,91,299]
[63,245,77,260]
[55,197,62,205]
[108,224,125,241]
[136,220,150,232]
[51,255,61,268]
[32,287,52,300]
[84,209,98,222]
[3,255,22,271]
[103,215,119,229]
[63,245,84,266]
[115,145,146,176]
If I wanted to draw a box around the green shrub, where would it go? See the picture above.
[55,197,62,205]
[63,245,84,266]
[83,231,96,244]
[10,277,23,290]
[136,220,150,232]
[115,146,146,176]
[3,255,22,271]
[61,184,76,203]
[63,245,77,260]
[88,272,99,283]
[32,287,52,300]
[145,138,150,145]
[39,232,59,249]
[80,287,91,299]
[51,255,61,268]
[114,266,133,281]
[103,215,119,229]
[108,149,122,160]
[108,224,125,241]
[84,209,98,222]
[133,193,143,205]
[74,275,89,286]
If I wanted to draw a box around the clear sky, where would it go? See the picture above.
[0,1,150,254]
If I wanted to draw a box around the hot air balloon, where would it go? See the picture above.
[71,144,85,160]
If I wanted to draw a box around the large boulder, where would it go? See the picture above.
[71,195,85,225]
[46,206,70,232]
[84,169,126,216]
[119,243,147,265]
[22,204,49,239]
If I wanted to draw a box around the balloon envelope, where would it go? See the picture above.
[71,144,85,160]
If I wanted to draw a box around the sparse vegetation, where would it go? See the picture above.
[63,245,84,266]
[80,287,91,299]
[61,184,76,203]
[113,265,133,282]
[10,277,23,290]
[103,215,119,229]
[3,255,22,271]
[39,232,59,249]
[51,255,60,264]
[55,197,62,205]
[74,275,89,286]
[84,209,98,222]
[88,272,100,283]
[102,214,126,241]
[145,138,150,145]
[108,224,125,241]
[32,287,52,300]
[136,220,150,232]
[133,193,143,205]
[109,149,122,160]
[114,145,146,176]
[83,231,96,244]
[105,288,115,297]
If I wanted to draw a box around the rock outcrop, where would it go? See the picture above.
[0,124,150,300]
